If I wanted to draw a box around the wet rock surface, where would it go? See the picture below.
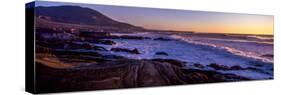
[207,63,245,70]
[36,51,250,93]
[89,39,116,45]
[111,48,141,54]
[155,52,169,56]
[34,27,268,93]
[153,37,172,41]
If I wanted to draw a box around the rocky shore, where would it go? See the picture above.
[35,27,265,93]
[36,50,249,93]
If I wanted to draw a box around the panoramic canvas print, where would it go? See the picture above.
[26,1,274,93]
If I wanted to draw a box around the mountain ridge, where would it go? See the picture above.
[35,5,143,29]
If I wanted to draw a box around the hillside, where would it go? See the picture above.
[35,6,143,29]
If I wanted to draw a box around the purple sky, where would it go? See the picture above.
[35,1,273,35]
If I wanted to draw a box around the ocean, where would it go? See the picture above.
[95,31,273,79]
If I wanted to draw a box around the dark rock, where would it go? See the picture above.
[131,48,140,54]
[66,42,81,49]
[40,40,66,49]
[53,50,102,57]
[193,63,204,69]
[79,31,110,38]
[154,37,172,41]
[92,45,107,51]
[215,73,249,81]
[90,39,116,45]
[102,55,125,60]
[65,42,107,51]
[155,52,169,56]
[230,65,244,70]
[246,67,271,75]
[181,69,249,83]
[254,64,263,67]
[97,39,116,45]
[81,43,92,49]
[261,54,274,58]
[185,71,209,82]
[117,60,193,86]
[151,58,185,67]
[208,63,230,70]
[111,48,140,54]
[208,64,245,70]
[36,58,249,92]
[108,35,151,40]
[246,67,259,71]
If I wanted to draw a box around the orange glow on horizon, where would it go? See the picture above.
[142,15,273,35]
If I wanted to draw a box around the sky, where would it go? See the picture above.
[35,1,274,35]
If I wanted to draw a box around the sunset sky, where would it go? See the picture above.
[35,1,274,35]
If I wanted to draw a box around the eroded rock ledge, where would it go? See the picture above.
[36,57,249,93]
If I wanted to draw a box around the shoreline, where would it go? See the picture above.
[36,50,252,93]
[35,27,273,93]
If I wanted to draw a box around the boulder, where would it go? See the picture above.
[153,37,172,41]
[92,45,107,51]
[90,39,116,45]
[97,40,116,45]
[65,42,107,51]
[208,63,244,70]
[261,54,274,58]
[108,35,151,40]
[230,65,244,70]
[132,48,140,54]
[193,63,204,69]
[65,42,81,49]
[81,43,92,49]
[111,48,140,54]
[155,52,169,56]
[208,63,230,70]
[151,58,185,67]
[36,56,249,92]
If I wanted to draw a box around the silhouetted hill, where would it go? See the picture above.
[36,6,142,29]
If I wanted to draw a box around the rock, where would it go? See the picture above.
[108,35,151,40]
[151,58,185,67]
[181,69,248,83]
[97,40,116,45]
[80,77,122,90]
[81,43,92,49]
[261,54,274,58]
[65,42,93,50]
[53,50,102,57]
[131,48,140,54]
[90,39,116,45]
[193,63,204,69]
[65,42,81,49]
[92,45,107,51]
[154,37,172,41]
[122,60,188,87]
[79,31,110,39]
[155,52,169,56]
[230,65,244,70]
[36,55,249,92]
[213,73,249,81]
[111,48,140,54]
[65,42,107,51]
[208,63,230,70]
[185,72,209,82]
[254,64,263,67]
[246,67,260,71]
[208,64,245,70]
